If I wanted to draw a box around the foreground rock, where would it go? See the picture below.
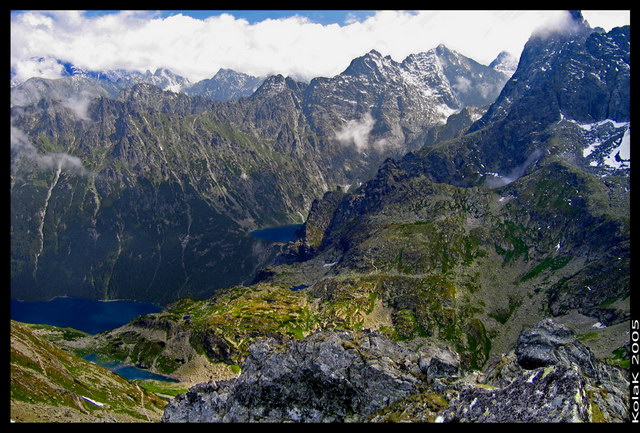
[162,320,628,423]
[162,330,459,422]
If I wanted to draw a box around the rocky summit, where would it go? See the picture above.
[161,330,445,422]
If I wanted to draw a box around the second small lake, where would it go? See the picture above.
[250,224,303,243]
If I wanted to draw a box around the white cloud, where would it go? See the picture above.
[452,76,472,94]
[10,10,631,84]
[485,148,545,189]
[59,91,94,121]
[335,112,376,151]
[11,126,88,174]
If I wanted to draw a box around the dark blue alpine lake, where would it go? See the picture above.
[10,296,163,335]
[250,224,303,243]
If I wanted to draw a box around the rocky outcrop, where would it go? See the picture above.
[514,318,598,373]
[440,319,629,423]
[162,319,628,423]
[162,330,459,422]
[439,364,591,422]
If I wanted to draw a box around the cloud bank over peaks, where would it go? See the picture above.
[10,10,630,85]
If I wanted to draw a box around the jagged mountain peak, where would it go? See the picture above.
[250,74,305,99]
[434,43,453,55]
[489,51,519,76]
[472,22,629,133]
[183,68,265,102]
[342,49,397,77]
[213,68,255,80]
[568,10,584,22]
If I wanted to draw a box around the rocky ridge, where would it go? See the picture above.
[161,319,628,422]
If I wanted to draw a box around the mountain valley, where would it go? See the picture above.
[10,10,631,423]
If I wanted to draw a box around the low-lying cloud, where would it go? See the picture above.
[485,148,544,189]
[11,126,88,175]
[335,112,376,151]
[59,91,94,121]
[334,111,394,153]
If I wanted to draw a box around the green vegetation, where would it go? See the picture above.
[494,221,530,264]
[488,296,523,325]
[520,255,572,282]
[605,346,630,369]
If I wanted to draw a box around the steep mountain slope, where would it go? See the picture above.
[10,84,328,303]
[10,320,166,422]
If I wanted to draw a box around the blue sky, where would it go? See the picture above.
[79,9,378,25]
[11,10,630,84]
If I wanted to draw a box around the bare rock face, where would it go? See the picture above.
[162,329,459,422]
[515,318,598,375]
[439,319,629,423]
[439,364,591,422]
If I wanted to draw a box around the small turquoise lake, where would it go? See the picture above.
[10,296,163,335]
[82,354,179,382]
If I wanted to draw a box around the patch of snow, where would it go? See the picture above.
[592,322,607,329]
[576,119,629,132]
[603,127,630,169]
[81,396,104,407]
[323,262,338,268]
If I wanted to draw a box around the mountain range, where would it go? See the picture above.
[10,10,631,423]
[10,44,511,303]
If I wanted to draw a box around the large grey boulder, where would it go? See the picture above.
[439,364,590,422]
[515,318,598,376]
[162,330,459,422]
